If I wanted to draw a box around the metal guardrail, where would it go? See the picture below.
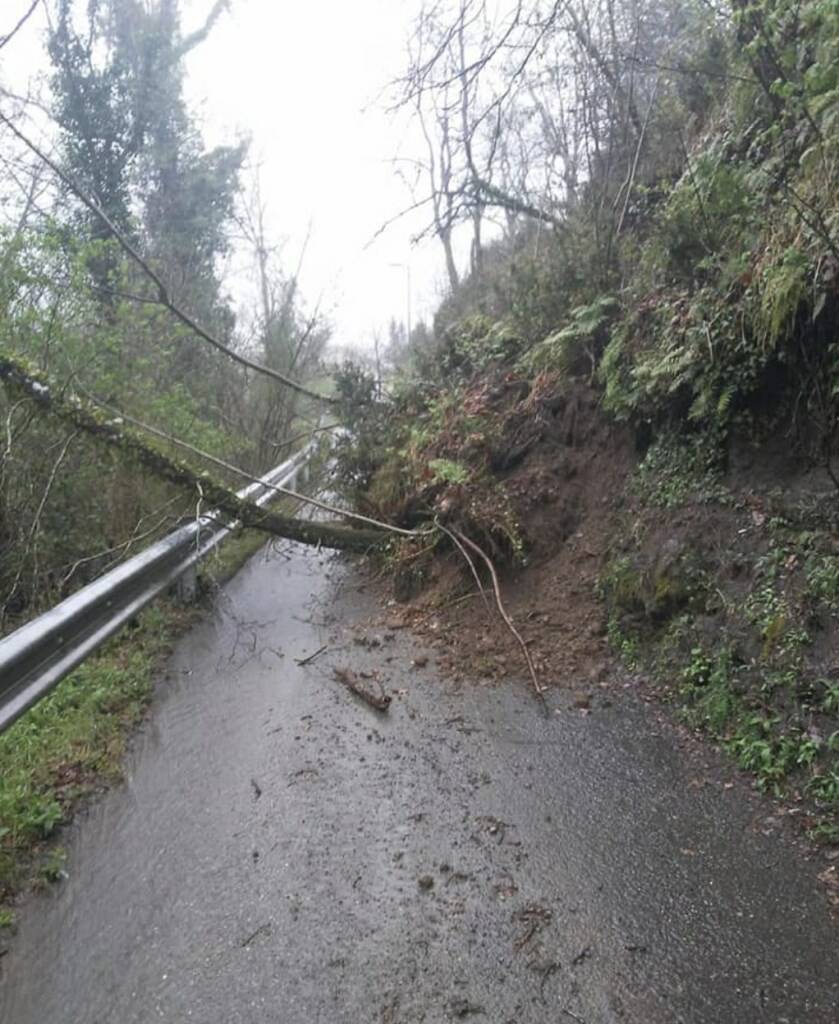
[0,445,313,733]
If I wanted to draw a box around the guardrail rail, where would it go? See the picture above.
[0,445,313,733]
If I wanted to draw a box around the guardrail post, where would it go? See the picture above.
[175,564,199,604]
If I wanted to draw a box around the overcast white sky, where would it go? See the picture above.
[183,0,450,350]
[1,0,457,351]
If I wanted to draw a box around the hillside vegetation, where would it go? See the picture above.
[0,0,330,636]
[337,0,839,841]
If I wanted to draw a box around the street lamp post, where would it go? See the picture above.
[389,261,411,344]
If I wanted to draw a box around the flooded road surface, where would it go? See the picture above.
[1,541,837,1023]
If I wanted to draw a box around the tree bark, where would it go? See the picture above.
[0,354,385,553]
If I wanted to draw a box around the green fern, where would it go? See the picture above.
[759,248,809,347]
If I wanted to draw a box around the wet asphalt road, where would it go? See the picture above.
[0,541,837,1024]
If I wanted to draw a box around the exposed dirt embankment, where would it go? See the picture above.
[370,379,839,873]
[383,386,633,699]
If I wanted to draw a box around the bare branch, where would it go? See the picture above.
[174,0,231,59]
[0,0,41,53]
[0,109,338,407]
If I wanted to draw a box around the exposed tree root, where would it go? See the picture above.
[436,521,492,614]
[451,527,549,714]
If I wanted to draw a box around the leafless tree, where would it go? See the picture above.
[392,0,718,289]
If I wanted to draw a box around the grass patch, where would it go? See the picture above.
[632,436,728,509]
[0,603,177,901]
[0,521,277,908]
[203,527,270,584]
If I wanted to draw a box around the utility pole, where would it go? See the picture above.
[389,262,411,344]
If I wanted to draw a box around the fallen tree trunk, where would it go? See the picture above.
[0,354,386,553]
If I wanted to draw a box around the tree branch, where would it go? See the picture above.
[0,354,383,552]
[0,109,338,407]
[175,0,231,59]
[0,0,40,53]
[82,388,419,537]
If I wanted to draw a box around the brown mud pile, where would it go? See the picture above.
[377,385,636,704]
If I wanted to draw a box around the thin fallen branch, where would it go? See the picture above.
[240,922,271,949]
[295,644,327,667]
[333,667,391,711]
[0,111,337,407]
[452,528,548,714]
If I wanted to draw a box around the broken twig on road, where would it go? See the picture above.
[295,645,327,667]
[333,667,391,711]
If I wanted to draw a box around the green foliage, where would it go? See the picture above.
[657,151,757,280]
[606,615,640,668]
[0,603,172,898]
[521,296,618,377]
[0,478,289,907]
[727,722,820,794]
[758,247,810,347]
[805,555,839,613]
[809,818,839,843]
[675,639,829,795]
[331,362,398,512]
[359,0,839,844]
[49,0,246,282]
[599,468,839,831]
[423,315,524,382]
[632,436,726,508]
[0,36,317,625]
[428,458,470,485]
[807,762,839,805]
[681,645,740,733]
[37,848,68,887]
[599,295,745,431]
[821,681,839,715]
